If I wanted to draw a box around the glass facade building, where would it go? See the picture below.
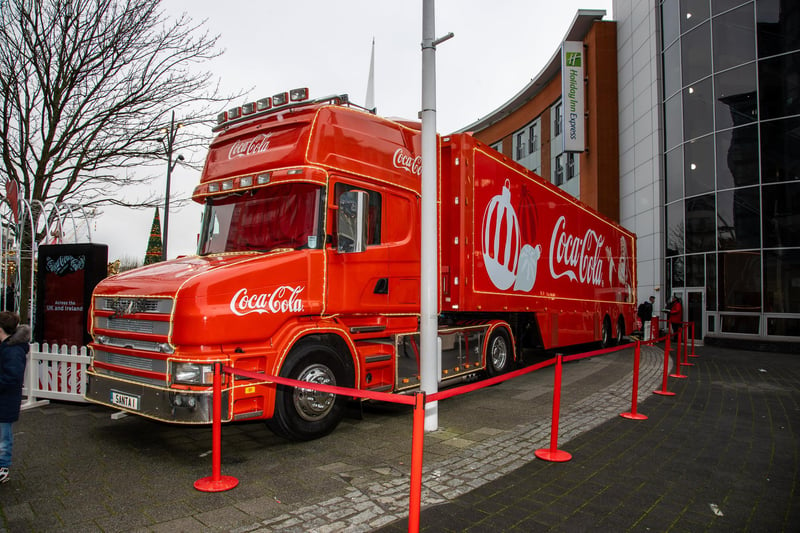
[658,0,799,339]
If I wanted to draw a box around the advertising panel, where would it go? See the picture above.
[561,41,585,153]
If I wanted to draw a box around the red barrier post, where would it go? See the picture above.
[407,392,426,533]
[688,322,699,358]
[195,362,239,492]
[681,324,695,367]
[670,326,688,379]
[535,354,572,462]
[653,332,676,396]
[621,341,648,420]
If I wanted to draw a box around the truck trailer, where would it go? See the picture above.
[85,90,636,440]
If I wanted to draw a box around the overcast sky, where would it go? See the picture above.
[91,0,613,262]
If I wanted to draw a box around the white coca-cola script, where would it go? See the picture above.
[392,148,422,175]
[228,133,272,159]
[229,286,305,317]
[548,215,605,286]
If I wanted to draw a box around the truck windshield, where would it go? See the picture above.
[198,182,325,255]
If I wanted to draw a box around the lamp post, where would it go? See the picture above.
[161,111,184,261]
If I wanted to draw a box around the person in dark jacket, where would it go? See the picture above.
[0,311,30,484]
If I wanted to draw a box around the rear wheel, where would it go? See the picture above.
[616,317,626,345]
[267,344,349,441]
[486,328,513,376]
[600,317,612,348]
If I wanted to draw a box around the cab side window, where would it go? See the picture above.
[334,182,382,245]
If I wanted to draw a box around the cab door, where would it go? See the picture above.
[325,178,389,314]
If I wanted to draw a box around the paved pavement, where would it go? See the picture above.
[0,341,797,532]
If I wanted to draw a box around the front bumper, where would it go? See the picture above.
[85,370,229,424]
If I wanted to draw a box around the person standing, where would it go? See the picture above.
[638,296,656,340]
[667,294,683,340]
[0,311,30,484]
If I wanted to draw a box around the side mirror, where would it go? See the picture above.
[337,190,368,253]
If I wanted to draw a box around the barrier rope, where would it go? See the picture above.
[194,325,695,532]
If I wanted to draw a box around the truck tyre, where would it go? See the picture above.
[267,344,349,441]
[486,328,513,376]
[616,317,626,345]
[600,317,612,349]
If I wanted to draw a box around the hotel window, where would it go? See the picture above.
[566,153,576,180]
[554,103,563,136]
[528,123,538,153]
[554,155,564,186]
[516,131,525,160]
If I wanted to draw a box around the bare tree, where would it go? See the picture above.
[0,0,237,322]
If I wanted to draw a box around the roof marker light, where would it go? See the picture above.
[241,102,256,115]
[287,169,303,175]
[228,107,242,120]
[257,97,272,111]
[216,111,228,125]
[240,176,253,187]
[257,173,271,184]
[208,183,220,193]
[290,88,309,101]
[222,180,234,191]
[272,92,289,106]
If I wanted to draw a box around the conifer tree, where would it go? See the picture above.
[144,207,163,265]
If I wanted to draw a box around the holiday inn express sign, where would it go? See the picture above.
[561,41,585,153]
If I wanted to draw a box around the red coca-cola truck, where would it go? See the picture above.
[85,89,636,440]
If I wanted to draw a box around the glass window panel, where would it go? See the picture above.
[712,4,756,72]
[718,251,762,311]
[762,182,800,247]
[681,22,712,84]
[663,42,682,99]
[760,116,800,183]
[684,134,715,196]
[683,79,714,140]
[715,125,759,190]
[666,147,684,202]
[667,201,685,256]
[665,93,683,151]
[764,249,800,313]
[663,0,681,47]
[712,0,750,15]
[706,253,717,310]
[758,51,800,120]
[720,314,760,333]
[671,256,685,288]
[717,186,761,250]
[686,194,716,252]
[681,0,711,33]
[686,254,706,286]
[714,63,757,129]
[767,317,800,337]
[757,0,800,58]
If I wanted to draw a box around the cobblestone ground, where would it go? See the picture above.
[1,343,666,532]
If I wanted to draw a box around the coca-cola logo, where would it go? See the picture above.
[228,133,272,159]
[46,255,86,276]
[392,148,422,175]
[229,285,305,317]
[548,215,605,286]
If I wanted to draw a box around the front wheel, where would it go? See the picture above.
[616,317,626,345]
[267,344,349,441]
[486,328,513,376]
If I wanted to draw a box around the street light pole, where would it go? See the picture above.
[161,111,184,261]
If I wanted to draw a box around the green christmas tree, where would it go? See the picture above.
[144,207,163,265]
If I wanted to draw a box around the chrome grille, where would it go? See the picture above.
[93,350,167,374]
[95,316,170,336]
[96,296,173,315]
[97,337,162,352]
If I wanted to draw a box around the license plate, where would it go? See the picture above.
[110,390,141,411]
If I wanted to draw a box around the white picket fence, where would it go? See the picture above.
[21,343,90,410]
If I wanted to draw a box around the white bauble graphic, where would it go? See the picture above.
[513,244,542,292]
[482,180,520,290]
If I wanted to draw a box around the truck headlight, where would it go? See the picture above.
[172,362,214,385]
